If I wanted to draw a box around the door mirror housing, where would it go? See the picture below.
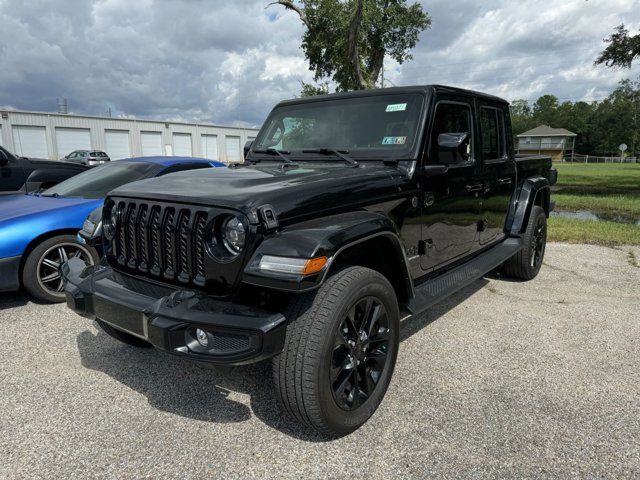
[437,132,471,164]
[0,154,8,167]
[243,140,253,159]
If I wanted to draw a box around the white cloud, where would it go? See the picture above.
[0,0,638,127]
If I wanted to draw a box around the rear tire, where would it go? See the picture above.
[273,266,399,437]
[502,206,547,280]
[96,320,152,348]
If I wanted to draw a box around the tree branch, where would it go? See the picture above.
[266,1,308,27]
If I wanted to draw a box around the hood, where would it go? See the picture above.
[0,194,99,223]
[0,194,102,257]
[22,157,82,168]
[109,162,407,223]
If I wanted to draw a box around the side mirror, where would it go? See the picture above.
[437,132,471,164]
[243,140,253,159]
[0,155,7,167]
[437,132,469,149]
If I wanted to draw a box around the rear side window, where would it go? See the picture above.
[480,107,506,160]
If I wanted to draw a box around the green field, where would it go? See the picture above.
[549,163,640,245]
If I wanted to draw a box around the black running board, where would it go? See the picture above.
[406,238,523,315]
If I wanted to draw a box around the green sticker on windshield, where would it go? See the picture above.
[386,103,407,112]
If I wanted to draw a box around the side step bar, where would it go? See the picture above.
[406,238,523,315]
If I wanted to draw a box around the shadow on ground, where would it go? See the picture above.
[75,277,489,441]
[0,291,40,310]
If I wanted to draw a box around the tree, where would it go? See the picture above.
[532,95,560,127]
[595,24,640,68]
[509,99,534,135]
[268,0,430,92]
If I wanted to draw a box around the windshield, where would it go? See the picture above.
[253,93,424,159]
[42,162,160,199]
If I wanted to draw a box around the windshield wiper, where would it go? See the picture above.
[251,148,293,164]
[302,148,359,168]
[40,193,62,198]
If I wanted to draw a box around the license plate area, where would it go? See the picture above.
[94,294,146,337]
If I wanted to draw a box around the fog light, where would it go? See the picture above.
[195,328,208,347]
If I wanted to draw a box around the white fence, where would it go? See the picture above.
[563,153,638,163]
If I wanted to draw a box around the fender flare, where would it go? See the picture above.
[241,211,413,297]
[508,176,550,235]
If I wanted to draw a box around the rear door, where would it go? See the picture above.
[478,104,516,245]
[421,98,482,271]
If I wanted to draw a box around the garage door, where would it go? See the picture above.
[201,134,218,160]
[173,133,192,156]
[105,130,131,160]
[12,126,48,158]
[225,136,241,162]
[140,131,163,156]
[55,128,91,159]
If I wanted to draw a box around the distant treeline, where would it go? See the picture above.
[510,79,639,157]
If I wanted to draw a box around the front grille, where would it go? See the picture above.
[110,199,208,287]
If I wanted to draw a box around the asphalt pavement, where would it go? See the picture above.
[1,243,639,479]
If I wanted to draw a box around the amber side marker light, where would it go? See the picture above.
[302,256,328,275]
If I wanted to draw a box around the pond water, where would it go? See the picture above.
[551,210,640,226]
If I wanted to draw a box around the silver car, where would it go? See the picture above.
[63,150,111,166]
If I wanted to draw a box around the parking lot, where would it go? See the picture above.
[1,242,638,479]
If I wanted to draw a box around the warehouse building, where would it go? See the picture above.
[0,109,260,163]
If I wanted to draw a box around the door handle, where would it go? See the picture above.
[497,178,512,185]
[465,184,483,192]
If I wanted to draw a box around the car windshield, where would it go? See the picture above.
[42,162,160,199]
[252,93,424,159]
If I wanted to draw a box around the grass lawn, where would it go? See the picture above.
[550,163,640,245]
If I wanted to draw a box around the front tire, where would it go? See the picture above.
[502,205,547,280]
[273,266,400,437]
[23,234,99,303]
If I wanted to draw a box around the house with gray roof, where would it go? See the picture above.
[516,125,577,162]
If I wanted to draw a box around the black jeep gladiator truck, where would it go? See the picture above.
[0,145,88,194]
[63,85,556,437]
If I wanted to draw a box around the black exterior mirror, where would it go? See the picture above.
[437,132,471,164]
[0,154,7,167]
[243,140,254,159]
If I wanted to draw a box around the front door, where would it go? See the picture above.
[421,100,482,271]
[478,104,516,245]
[0,150,26,192]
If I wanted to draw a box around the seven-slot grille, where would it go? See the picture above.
[109,199,209,286]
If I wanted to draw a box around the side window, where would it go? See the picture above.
[431,102,473,164]
[480,107,506,160]
[158,163,211,176]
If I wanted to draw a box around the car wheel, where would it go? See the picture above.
[502,205,547,280]
[95,320,152,348]
[23,234,99,303]
[273,266,399,437]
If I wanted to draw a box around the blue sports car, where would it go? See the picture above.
[0,156,224,303]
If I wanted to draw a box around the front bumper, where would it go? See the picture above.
[0,255,21,292]
[62,258,286,365]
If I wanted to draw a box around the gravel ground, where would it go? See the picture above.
[1,243,639,479]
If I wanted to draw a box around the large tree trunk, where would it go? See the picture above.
[348,0,366,89]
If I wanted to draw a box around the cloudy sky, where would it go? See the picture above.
[1,0,639,127]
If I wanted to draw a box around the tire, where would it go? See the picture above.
[96,320,152,348]
[22,234,100,303]
[273,266,400,437]
[502,206,547,280]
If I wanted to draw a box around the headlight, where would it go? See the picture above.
[221,216,246,254]
[103,204,117,240]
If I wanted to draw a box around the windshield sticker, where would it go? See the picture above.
[385,103,407,112]
[382,136,407,145]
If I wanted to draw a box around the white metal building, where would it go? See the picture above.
[0,109,260,163]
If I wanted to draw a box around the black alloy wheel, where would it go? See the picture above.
[331,297,391,410]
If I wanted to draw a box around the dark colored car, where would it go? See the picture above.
[63,85,557,437]
[0,156,224,303]
[0,145,88,194]
[63,150,111,166]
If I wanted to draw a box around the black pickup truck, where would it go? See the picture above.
[0,146,88,194]
[63,85,556,437]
